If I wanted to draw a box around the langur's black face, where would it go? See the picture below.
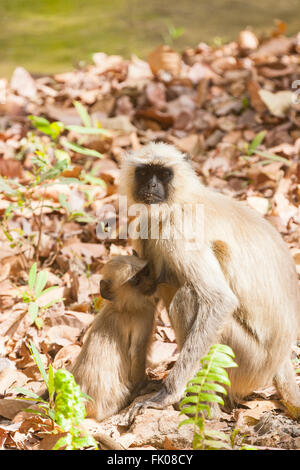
[128,263,157,296]
[134,164,174,204]
[100,264,157,300]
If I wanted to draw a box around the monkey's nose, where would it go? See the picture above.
[148,176,158,190]
[146,182,157,191]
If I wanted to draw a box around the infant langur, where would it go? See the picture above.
[72,254,158,421]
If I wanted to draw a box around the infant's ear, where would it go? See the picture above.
[100,279,114,300]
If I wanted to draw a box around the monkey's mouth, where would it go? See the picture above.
[140,192,163,204]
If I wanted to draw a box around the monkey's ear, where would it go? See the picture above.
[100,279,114,300]
[183,152,191,162]
[132,249,139,257]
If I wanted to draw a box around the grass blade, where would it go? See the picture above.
[63,141,103,158]
[65,125,110,136]
[249,131,266,154]
[28,263,37,292]
[14,387,41,400]
[28,302,38,323]
[28,341,49,388]
[73,101,91,127]
[34,271,48,298]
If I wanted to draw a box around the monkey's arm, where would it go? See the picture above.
[125,248,238,423]
[129,309,163,399]
[129,312,155,387]
[130,341,148,386]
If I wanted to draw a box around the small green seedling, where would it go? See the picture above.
[29,100,110,159]
[15,341,97,450]
[58,193,95,224]
[163,23,185,45]
[22,263,62,329]
[242,131,291,167]
[14,340,56,420]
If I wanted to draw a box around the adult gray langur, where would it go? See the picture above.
[120,141,300,421]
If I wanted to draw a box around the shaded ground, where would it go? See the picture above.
[1,0,300,76]
[0,26,299,449]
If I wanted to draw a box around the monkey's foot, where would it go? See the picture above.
[124,386,179,426]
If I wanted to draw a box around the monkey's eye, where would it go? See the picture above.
[136,167,148,178]
[161,168,173,181]
[129,275,140,286]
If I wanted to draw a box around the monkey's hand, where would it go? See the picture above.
[124,385,179,426]
[132,378,163,398]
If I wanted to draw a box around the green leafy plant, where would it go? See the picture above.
[53,369,97,450]
[163,23,185,46]
[212,36,226,47]
[242,131,291,167]
[0,134,71,261]
[179,344,255,450]
[28,116,64,142]
[15,340,56,420]
[22,262,62,329]
[229,427,256,450]
[245,131,267,156]
[15,341,97,450]
[29,100,110,159]
[58,193,95,225]
[0,101,107,261]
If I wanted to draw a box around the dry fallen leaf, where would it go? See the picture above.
[10,67,37,100]
[39,432,68,450]
[0,158,23,178]
[147,45,181,76]
[247,80,267,113]
[253,36,293,59]
[45,325,81,347]
[164,436,179,450]
[238,30,259,50]
[148,341,178,368]
[0,368,28,395]
[258,90,294,118]
[237,399,283,425]
[272,192,298,228]
[0,399,30,420]
[247,196,269,215]
[0,263,10,282]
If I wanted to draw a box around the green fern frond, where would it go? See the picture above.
[179,343,238,450]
